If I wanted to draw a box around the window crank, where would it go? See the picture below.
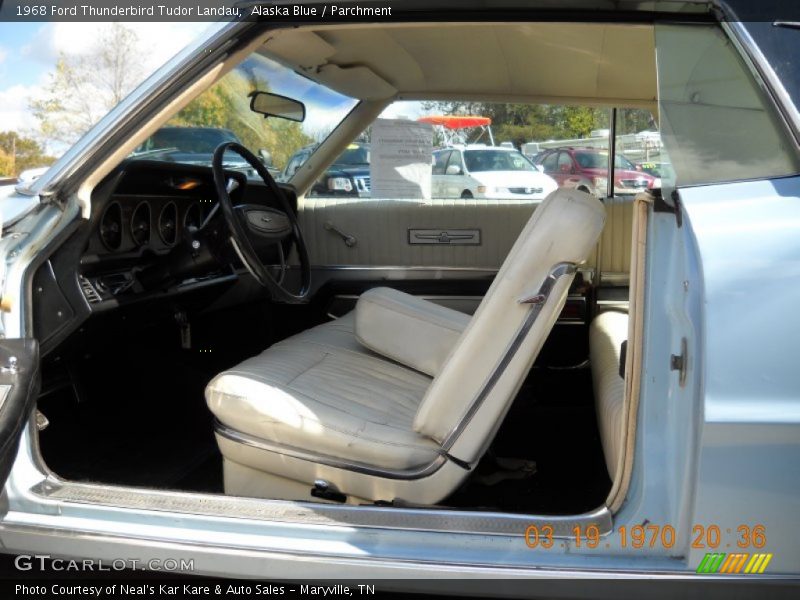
[324,221,357,247]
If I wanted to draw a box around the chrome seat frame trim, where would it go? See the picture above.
[215,421,448,480]
[441,262,577,455]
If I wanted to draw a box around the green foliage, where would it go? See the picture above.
[169,71,312,170]
[421,101,653,147]
[0,132,55,176]
[0,150,13,177]
[564,106,606,138]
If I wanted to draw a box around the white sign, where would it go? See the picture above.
[370,119,433,199]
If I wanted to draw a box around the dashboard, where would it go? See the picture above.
[87,160,234,258]
[31,159,296,356]
[93,195,205,256]
[77,160,250,308]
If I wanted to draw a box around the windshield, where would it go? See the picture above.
[464,150,536,172]
[575,151,636,170]
[130,53,358,173]
[136,128,240,155]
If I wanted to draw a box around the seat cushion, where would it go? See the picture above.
[589,310,629,480]
[355,287,470,377]
[206,313,440,471]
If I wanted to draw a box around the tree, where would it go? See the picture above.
[0,150,13,177]
[0,132,55,176]
[417,101,651,147]
[29,23,145,146]
[168,69,312,170]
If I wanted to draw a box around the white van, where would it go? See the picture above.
[432,145,557,199]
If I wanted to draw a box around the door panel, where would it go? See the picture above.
[295,197,538,269]
[0,339,39,491]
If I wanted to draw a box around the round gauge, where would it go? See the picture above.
[159,201,178,246]
[99,202,123,251]
[130,201,151,247]
[183,202,202,231]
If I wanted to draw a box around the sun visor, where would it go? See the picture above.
[315,64,397,100]
[263,30,336,69]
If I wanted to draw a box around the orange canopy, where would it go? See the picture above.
[417,115,492,129]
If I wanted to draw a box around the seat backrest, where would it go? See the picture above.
[413,188,605,463]
[591,194,635,285]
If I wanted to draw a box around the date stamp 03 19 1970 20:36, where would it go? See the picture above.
[524,523,772,573]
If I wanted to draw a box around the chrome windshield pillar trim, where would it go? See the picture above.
[214,420,448,480]
[441,261,578,454]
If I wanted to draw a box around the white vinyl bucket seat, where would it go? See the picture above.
[206,188,605,504]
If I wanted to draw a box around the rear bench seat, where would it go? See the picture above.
[589,310,629,481]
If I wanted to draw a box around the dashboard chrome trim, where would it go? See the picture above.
[157,200,179,246]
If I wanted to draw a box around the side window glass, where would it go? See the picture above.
[446,151,463,174]
[542,152,558,172]
[655,24,799,187]
[284,154,304,179]
[557,152,573,172]
[433,151,450,175]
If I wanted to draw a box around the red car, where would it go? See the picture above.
[534,147,656,196]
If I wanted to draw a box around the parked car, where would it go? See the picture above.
[432,145,558,199]
[282,142,370,196]
[535,147,656,196]
[0,3,798,594]
[15,167,49,186]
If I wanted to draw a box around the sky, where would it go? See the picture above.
[0,21,209,142]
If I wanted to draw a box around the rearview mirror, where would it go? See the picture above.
[249,91,305,122]
[445,164,462,175]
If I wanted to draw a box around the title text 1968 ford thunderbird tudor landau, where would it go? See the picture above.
[0,0,798,595]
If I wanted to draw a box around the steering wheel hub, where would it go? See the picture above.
[211,142,311,302]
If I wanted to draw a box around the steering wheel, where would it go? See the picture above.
[211,142,310,303]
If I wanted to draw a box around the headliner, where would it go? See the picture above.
[262,22,657,108]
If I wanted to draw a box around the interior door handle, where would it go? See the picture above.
[324,221,357,247]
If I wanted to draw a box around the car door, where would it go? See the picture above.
[431,150,450,197]
[540,151,561,186]
[0,339,39,490]
[444,150,466,197]
[557,151,577,188]
[292,137,542,317]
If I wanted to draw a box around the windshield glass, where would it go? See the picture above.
[464,149,536,172]
[136,128,240,154]
[130,52,358,174]
[575,151,636,170]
